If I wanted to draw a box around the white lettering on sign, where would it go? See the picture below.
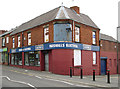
[12,49,16,53]
[66,44,78,48]
[19,49,22,52]
[23,48,31,51]
[49,44,65,48]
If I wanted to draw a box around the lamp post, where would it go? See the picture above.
[117,26,120,74]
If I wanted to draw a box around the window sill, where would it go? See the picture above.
[74,65,83,68]
[92,64,97,66]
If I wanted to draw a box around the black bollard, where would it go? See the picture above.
[107,69,110,83]
[80,68,83,79]
[70,67,72,78]
[93,69,95,81]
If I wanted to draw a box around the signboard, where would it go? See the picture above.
[0,48,7,52]
[83,44,91,50]
[35,44,44,50]
[91,45,100,51]
[44,42,82,50]
[0,49,3,52]
[10,42,100,53]
[23,46,35,52]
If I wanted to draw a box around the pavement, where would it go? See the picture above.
[1,65,120,89]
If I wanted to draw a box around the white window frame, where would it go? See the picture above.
[74,50,81,66]
[6,37,9,43]
[13,37,15,48]
[92,31,96,44]
[2,38,5,46]
[93,52,97,64]
[28,32,31,45]
[75,26,80,42]
[18,36,20,47]
[44,27,49,43]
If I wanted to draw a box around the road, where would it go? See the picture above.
[1,65,116,89]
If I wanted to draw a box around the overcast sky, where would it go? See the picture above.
[0,0,119,39]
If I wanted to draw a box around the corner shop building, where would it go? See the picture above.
[1,6,100,75]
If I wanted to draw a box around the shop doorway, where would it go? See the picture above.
[101,58,107,75]
[45,53,49,71]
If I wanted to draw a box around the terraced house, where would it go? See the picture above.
[0,6,100,75]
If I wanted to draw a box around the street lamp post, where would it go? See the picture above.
[117,26,120,74]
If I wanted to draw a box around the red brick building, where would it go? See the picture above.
[0,30,8,64]
[0,6,100,75]
[100,33,119,75]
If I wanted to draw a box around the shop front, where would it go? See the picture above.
[10,45,43,70]
[0,48,9,65]
[10,42,100,75]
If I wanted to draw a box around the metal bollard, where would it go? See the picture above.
[70,67,72,78]
[80,68,83,79]
[93,69,95,81]
[107,69,110,83]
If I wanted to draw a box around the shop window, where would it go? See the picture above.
[24,51,40,66]
[12,37,15,48]
[75,26,80,42]
[11,53,22,65]
[28,32,31,45]
[18,36,20,47]
[92,31,96,45]
[93,52,97,64]
[2,38,5,46]
[44,27,49,42]
[6,37,9,43]
[2,53,5,63]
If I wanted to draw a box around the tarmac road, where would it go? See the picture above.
[1,65,118,89]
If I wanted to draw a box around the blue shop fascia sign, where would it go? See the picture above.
[10,42,100,53]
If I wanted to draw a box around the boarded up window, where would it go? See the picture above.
[93,52,97,64]
[74,50,81,66]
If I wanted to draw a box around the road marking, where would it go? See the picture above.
[35,76,42,79]
[3,67,110,87]
[2,76,37,89]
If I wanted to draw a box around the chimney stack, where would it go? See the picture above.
[70,6,80,14]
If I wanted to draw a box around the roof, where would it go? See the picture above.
[99,33,117,42]
[0,29,14,37]
[10,6,99,35]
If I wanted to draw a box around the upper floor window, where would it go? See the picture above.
[12,37,15,48]
[93,52,97,64]
[92,31,96,45]
[2,38,5,46]
[75,26,80,42]
[6,37,9,43]
[28,32,31,45]
[44,27,49,42]
[18,36,20,47]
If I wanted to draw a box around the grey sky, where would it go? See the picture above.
[0,0,119,39]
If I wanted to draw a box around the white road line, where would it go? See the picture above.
[35,76,42,79]
[2,76,37,89]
